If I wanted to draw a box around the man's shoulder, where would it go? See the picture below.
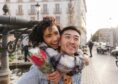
[89,41,94,45]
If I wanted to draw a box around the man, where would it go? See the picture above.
[88,40,94,57]
[59,26,89,84]
[21,34,29,62]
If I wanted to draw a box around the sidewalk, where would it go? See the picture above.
[81,59,101,84]
[81,46,101,84]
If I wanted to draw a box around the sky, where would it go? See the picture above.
[86,0,118,40]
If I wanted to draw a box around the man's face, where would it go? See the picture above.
[43,25,60,49]
[60,30,80,55]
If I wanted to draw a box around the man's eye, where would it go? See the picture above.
[65,36,70,39]
[74,38,79,41]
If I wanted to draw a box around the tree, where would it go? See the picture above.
[91,30,100,42]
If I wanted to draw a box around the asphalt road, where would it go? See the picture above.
[81,46,118,84]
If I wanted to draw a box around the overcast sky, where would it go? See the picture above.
[86,0,118,40]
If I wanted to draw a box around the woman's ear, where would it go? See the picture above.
[59,41,61,46]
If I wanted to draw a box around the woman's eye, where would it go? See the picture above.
[47,35,52,38]
[54,31,59,36]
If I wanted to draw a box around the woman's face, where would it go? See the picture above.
[43,25,60,49]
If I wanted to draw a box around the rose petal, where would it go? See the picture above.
[31,55,44,67]
[40,49,47,59]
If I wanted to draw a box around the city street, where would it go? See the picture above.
[0,0,118,84]
[81,46,118,84]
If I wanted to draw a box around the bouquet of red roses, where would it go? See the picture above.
[28,47,54,73]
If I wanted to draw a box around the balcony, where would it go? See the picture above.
[41,10,49,15]
[28,10,36,15]
[6,0,10,3]
[30,0,35,2]
[66,8,74,14]
[17,0,23,3]
[54,0,61,1]
[54,10,61,14]
[16,10,24,15]
[42,0,48,2]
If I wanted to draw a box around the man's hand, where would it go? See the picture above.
[83,54,89,66]
[47,70,62,84]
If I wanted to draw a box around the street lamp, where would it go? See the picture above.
[35,2,41,20]
[0,3,10,84]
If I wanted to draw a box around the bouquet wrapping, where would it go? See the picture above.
[28,47,54,73]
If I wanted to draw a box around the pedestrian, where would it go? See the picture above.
[88,40,94,57]
[21,34,29,62]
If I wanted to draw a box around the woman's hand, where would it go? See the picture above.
[47,70,62,84]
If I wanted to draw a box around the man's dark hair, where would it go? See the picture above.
[29,16,61,47]
[61,26,81,35]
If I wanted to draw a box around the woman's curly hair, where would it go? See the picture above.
[29,16,61,47]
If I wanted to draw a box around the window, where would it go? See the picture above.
[18,5,22,13]
[6,0,10,2]
[54,4,61,14]
[31,5,35,13]
[54,0,61,1]
[30,0,35,2]
[43,4,47,12]
[55,16,60,24]
[42,0,48,2]
[55,4,60,12]
[42,4,48,14]
[17,0,22,3]
[29,5,36,15]
[16,5,23,15]
[67,3,74,14]
[30,17,35,20]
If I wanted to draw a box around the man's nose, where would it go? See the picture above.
[70,38,75,43]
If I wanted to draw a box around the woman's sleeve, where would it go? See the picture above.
[46,48,59,57]
[17,65,48,84]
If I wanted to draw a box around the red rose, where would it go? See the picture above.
[40,49,47,59]
[31,55,44,67]
[28,48,54,73]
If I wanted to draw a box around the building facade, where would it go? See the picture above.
[0,0,87,45]
[113,27,118,47]
[98,28,114,47]
[98,27,118,48]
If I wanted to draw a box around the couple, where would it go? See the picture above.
[17,16,89,84]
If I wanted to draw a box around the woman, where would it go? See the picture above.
[17,16,62,84]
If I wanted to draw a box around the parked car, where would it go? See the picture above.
[96,42,111,54]
[111,47,118,67]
